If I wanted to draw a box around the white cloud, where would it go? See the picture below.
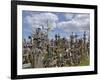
[74,14,90,31]
[24,12,90,35]
[57,21,79,32]
[24,12,59,32]
[58,13,90,32]
[65,13,74,20]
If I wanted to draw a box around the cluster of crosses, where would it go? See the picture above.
[22,28,90,68]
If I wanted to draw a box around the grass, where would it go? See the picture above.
[78,55,89,66]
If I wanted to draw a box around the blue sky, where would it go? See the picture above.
[22,10,90,41]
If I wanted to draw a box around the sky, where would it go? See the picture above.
[22,10,90,41]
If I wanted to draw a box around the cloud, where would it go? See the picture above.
[57,21,80,32]
[73,14,90,31]
[24,12,59,32]
[24,12,90,39]
[65,13,74,21]
[58,13,90,32]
